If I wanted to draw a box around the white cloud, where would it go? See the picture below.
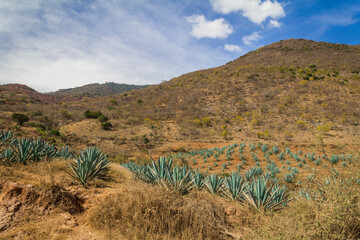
[186,14,233,39]
[210,0,285,25]
[242,31,262,45]
[224,44,242,53]
[268,19,281,28]
[0,1,233,92]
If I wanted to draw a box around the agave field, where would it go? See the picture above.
[169,142,356,182]
[123,142,360,212]
[1,128,359,214]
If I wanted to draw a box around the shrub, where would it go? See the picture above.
[191,118,202,126]
[68,147,110,187]
[50,129,61,136]
[296,120,307,130]
[29,122,46,130]
[84,110,102,119]
[60,109,72,120]
[31,110,42,116]
[109,99,117,105]
[97,115,109,123]
[202,117,211,126]
[102,122,113,130]
[12,113,29,126]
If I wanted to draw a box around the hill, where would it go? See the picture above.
[0,84,58,104]
[49,82,150,97]
[81,39,359,137]
[1,39,359,157]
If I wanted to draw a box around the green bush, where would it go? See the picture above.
[31,110,42,116]
[102,122,113,130]
[29,122,46,130]
[110,99,117,105]
[12,113,29,126]
[50,129,61,136]
[97,115,109,123]
[84,110,102,119]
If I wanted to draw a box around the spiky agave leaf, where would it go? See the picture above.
[150,157,173,181]
[10,138,35,164]
[168,166,194,194]
[245,167,263,181]
[0,148,16,165]
[124,161,155,183]
[192,171,206,190]
[0,130,13,146]
[68,147,110,187]
[204,174,224,195]
[243,177,291,212]
[223,172,245,201]
[56,146,74,159]
[31,138,58,162]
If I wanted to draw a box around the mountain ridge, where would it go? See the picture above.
[48,82,150,97]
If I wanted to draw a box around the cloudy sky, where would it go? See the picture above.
[0,0,360,92]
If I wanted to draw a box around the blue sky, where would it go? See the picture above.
[0,0,359,92]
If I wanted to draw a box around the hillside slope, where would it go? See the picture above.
[93,39,360,129]
[0,84,58,104]
[1,39,359,157]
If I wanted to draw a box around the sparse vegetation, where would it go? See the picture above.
[0,39,359,239]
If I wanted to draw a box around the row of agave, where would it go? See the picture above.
[0,130,73,165]
[124,157,291,212]
[0,130,110,188]
[174,142,353,170]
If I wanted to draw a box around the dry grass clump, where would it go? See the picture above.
[89,186,232,240]
[243,179,360,239]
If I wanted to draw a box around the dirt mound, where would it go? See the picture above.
[0,181,83,232]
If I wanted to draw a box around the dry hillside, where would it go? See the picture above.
[0,38,359,240]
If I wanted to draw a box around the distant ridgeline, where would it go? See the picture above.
[49,82,150,97]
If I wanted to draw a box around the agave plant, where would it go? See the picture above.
[204,174,223,194]
[298,189,318,201]
[284,173,295,183]
[56,146,74,159]
[272,146,280,154]
[31,139,57,161]
[68,147,110,187]
[10,138,36,164]
[223,172,245,201]
[125,161,155,183]
[245,167,263,181]
[0,148,16,165]
[266,162,280,178]
[329,155,339,165]
[243,177,291,212]
[150,157,173,182]
[7,137,60,164]
[0,130,13,146]
[277,152,285,161]
[192,171,206,189]
[167,166,194,194]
